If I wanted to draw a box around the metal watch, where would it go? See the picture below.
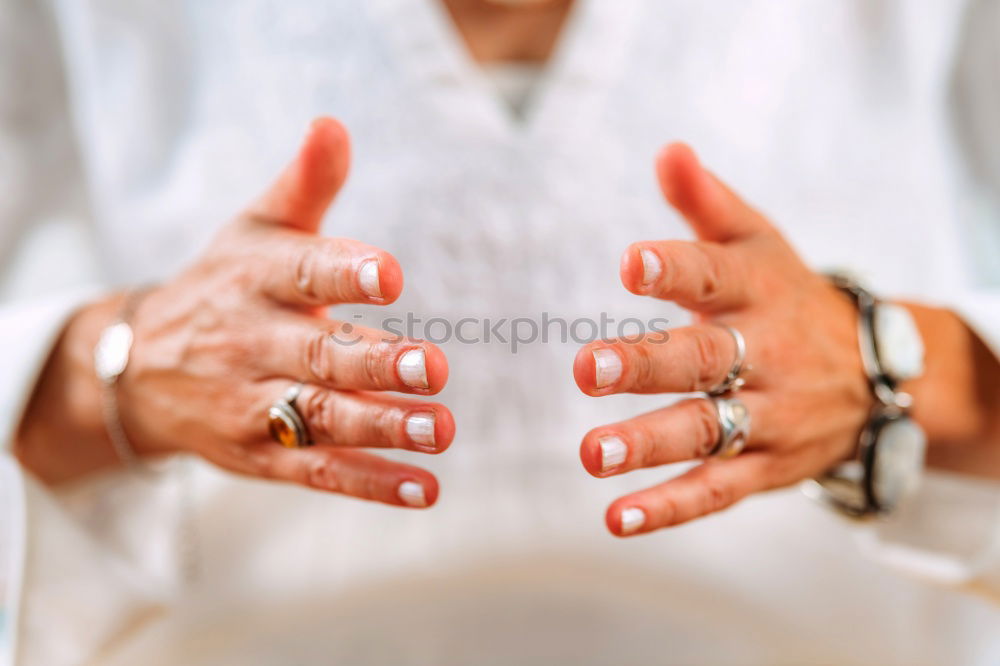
[805,273,927,518]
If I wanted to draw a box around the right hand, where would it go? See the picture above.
[17,118,453,508]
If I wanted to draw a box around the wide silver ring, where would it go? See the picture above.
[707,324,748,396]
[267,382,312,448]
[708,396,751,459]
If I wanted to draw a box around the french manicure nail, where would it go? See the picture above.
[620,507,646,535]
[397,349,429,389]
[406,412,436,449]
[398,480,427,507]
[359,259,381,298]
[599,435,627,472]
[640,249,662,286]
[593,348,622,388]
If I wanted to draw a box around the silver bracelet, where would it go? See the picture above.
[93,288,152,467]
[93,287,202,584]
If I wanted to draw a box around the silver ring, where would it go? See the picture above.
[707,324,748,396]
[708,396,750,459]
[267,382,312,448]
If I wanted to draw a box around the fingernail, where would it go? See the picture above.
[397,349,428,389]
[599,435,627,472]
[359,259,381,298]
[593,348,622,388]
[398,480,427,507]
[640,249,662,286]
[406,412,436,449]
[620,507,646,535]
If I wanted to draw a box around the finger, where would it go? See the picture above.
[256,316,449,395]
[573,325,743,395]
[245,231,404,306]
[619,240,753,312]
[581,397,738,476]
[656,143,771,243]
[581,399,720,478]
[249,117,351,233]
[582,393,772,476]
[606,453,773,535]
[256,383,455,453]
[215,444,440,508]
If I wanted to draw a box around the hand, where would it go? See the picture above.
[574,144,1000,536]
[573,144,879,535]
[16,118,454,508]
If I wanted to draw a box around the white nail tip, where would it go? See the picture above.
[398,481,427,507]
[359,259,381,298]
[406,412,436,448]
[599,436,627,472]
[593,349,623,388]
[640,249,662,286]
[397,349,429,389]
[620,507,646,535]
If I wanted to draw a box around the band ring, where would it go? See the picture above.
[707,324,749,396]
[267,382,312,448]
[708,396,751,459]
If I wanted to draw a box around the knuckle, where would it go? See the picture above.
[362,342,392,389]
[301,389,339,441]
[632,423,658,467]
[293,246,323,303]
[694,331,725,390]
[658,495,679,526]
[378,407,406,446]
[702,478,735,514]
[692,400,720,456]
[696,245,725,304]
[304,330,337,384]
[306,456,341,491]
[629,344,655,390]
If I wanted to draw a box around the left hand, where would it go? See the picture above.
[573,143,873,536]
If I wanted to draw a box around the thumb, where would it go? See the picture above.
[250,117,351,233]
[655,143,770,243]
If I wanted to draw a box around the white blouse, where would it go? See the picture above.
[2,0,1000,664]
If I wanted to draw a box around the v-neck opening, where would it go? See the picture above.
[415,0,576,131]
[431,1,580,129]
[368,0,642,138]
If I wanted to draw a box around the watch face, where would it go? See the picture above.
[870,415,926,512]
[874,303,925,382]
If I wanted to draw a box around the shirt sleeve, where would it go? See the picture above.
[0,291,99,452]
[0,291,100,666]
[862,0,1000,600]
[2,457,168,666]
[949,0,1000,361]
[0,0,169,663]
